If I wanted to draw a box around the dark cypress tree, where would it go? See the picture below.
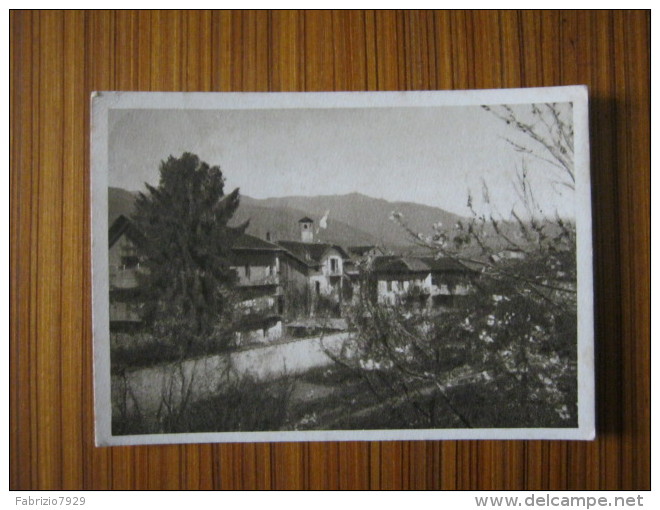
[131,152,247,356]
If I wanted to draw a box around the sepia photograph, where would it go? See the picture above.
[91,88,594,445]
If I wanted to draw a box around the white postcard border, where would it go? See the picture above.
[91,87,594,446]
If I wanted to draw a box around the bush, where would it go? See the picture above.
[110,330,237,373]
[164,375,296,433]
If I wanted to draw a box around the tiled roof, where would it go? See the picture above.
[373,255,471,274]
[109,216,280,254]
[233,233,283,251]
[277,240,349,266]
[418,256,471,272]
[109,215,143,248]
[347,245,378,257]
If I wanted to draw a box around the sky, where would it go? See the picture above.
[108,103,575,219]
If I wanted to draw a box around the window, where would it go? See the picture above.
[245,264,251,280]
[121,256,139,269]
[330,258,338,273]
[387,281,392,292]
[315,281,321,296]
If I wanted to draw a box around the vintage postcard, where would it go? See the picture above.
[91,87,594,445]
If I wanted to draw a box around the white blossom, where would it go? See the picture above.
[479,330,494,343]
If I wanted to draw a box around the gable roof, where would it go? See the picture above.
[373,255,472,274]
[232,233,283,252]
[347,245,379,258]
[109,215,143,249]
[109,216,281,256]
[418,256,472,272]
[277,240,349,267]
[372,256,424,273]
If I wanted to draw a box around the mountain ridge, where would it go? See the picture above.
[108,187,462,249]
[241,193,463,247]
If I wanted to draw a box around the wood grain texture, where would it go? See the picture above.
[10,10,650,490]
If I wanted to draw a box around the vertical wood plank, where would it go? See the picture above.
[10,9,35,490]
[374,10,401,91]
[338,442,369,489]
[271,443,303,489]
[108,10,137,489]
[307,442,339,489]
[498,11,521,87]
[363,11,378,91]
[433,11,454,90]
[269,10,301,92]
[586,9,619,491]
[408,441,428,490]
[35,10,65,489]
[83,10,114,489]
[61,10,85,489]
[304,10,335,92]
[471,10,503,89]
[254,443,272,489]
[616,11,650,490]
[503,441,525,490]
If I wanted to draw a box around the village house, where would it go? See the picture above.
[346,245,381,260]
[108,211,473,347]
[277,217,351,318]
[371,255,474,309]
[108,215,143,332]
[230,233,285,345]
[107,215,286,346]
[343,245,382,303]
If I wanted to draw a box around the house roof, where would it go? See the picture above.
[347,245,379,258]
[109,214,143,249]
[418,256,471,272]
[109,216,281,256]
[373,255,472,274]
[298,216,314,223]
[277,240,350,267]
[232,233,283,252]
[372,256,424,273]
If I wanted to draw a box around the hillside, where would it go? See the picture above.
[107,187,463,249]
[108,187,138,225]
[246,193,462,248]
[230,198,380,247]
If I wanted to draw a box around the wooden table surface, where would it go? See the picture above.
[10,10,650,490]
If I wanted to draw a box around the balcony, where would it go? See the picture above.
[237,296,279,316]
[236,274,280,287]
[109,301,141,323]
[109,267,139,289]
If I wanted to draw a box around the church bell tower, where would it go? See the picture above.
[299,217,314,243]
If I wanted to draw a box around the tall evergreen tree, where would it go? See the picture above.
[131,152,247,355]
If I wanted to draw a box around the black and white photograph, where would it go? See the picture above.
[91,88,594,445]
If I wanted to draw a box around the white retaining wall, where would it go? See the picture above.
[112,332,349,423]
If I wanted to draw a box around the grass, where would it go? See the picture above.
[111,355,577,434]
[110,330,236,374]
[286,364,577,430]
